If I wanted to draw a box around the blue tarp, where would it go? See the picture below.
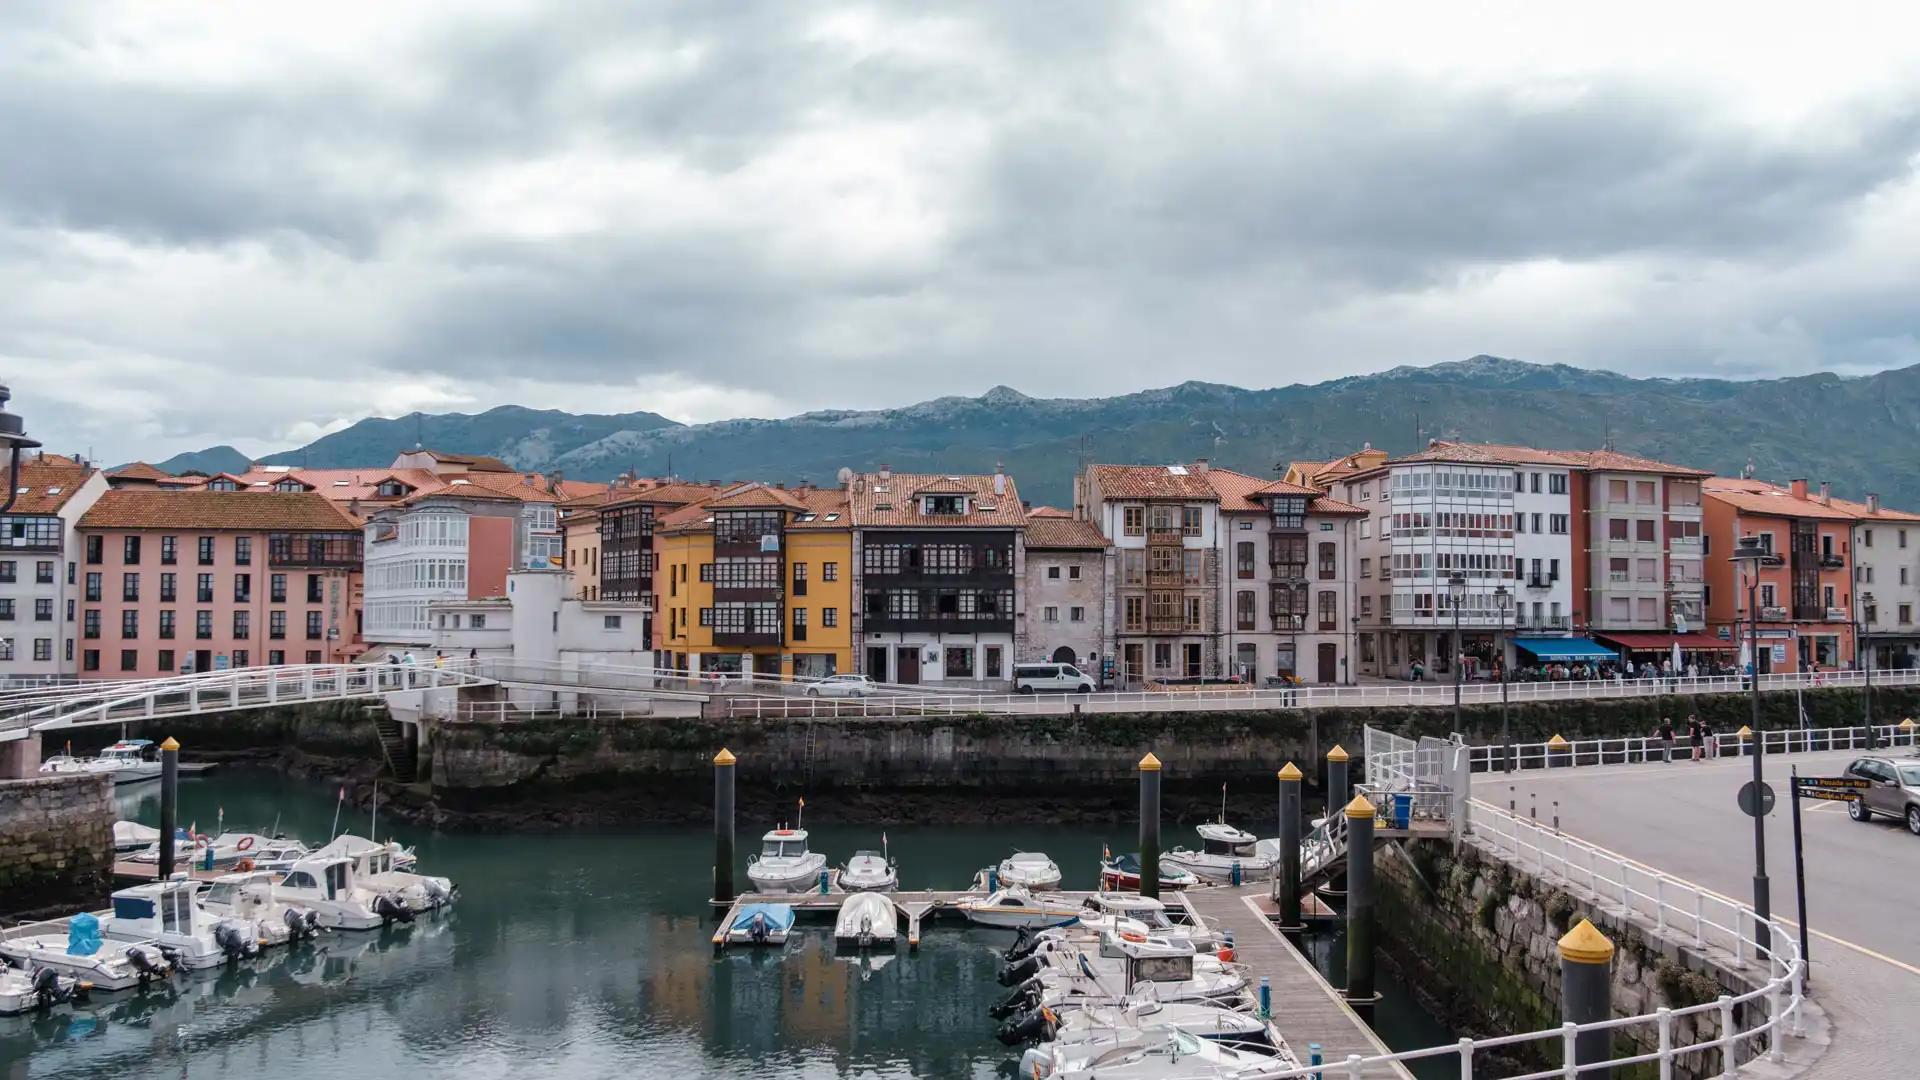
[1512,637,1618,661]
[67,912,102,956]
[730,903,795,933]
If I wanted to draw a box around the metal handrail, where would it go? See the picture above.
[1469,723,1920,773]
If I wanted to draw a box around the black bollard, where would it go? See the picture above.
[1559,918,1615,1078]
[713,747,737,903]
[1277,762,1303,927]
[158,737,179,879]
[1139,753,1162,900]
[1326,743,1350,810]
[1343,794,1377,1002]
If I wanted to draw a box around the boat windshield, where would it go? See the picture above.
[203,882,237,906]
[762,840,806,858]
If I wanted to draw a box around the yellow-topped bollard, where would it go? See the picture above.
[1138,751,1162,771]
[1546,733,1570,749]
[160,736,180,752]
[1737,725,1753,738]
[1558,919,1615,1073]
[713,747,736,765]
[1546,732,1572,768]
[1343,793,1377,819]
[1326,744,1352,811]
[1326,744,1349,762]
[1138,752,1163,899]
[1343,790,1378,1002]
[713,746,738,903]
[158,736,180,878]
[1277,762,1305,926]
[1277,761,1303,781]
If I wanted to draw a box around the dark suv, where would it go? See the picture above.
[1844,757,1920,835]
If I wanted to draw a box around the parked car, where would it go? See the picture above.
[1013,663,1095,694]
[1844,756,1920,834]
[806,673,877,698]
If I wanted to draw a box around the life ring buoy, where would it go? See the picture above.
[235,836,255,852]
[234,858,255,872]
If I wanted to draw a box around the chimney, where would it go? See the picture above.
[1790,478,1808,500]
[878,463,891,481]
[523,473,536,487]
[348,497,361,518]
[993,462,1007,496]
[547,469,564,495]
[1193,458,1210,475]
[1819,481,1831,506]
[1868,493,1880,513]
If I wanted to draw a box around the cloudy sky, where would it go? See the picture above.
[7,1,1920,464]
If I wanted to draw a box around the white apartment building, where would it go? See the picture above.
[1510,461,1577,634]
[1840,493,1920,669]
[428,569,653,709]
[0,455,108,684]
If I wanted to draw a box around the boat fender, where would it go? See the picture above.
[1217,946,1235,963]
[233,858,255,873]
[998,954,1042,986]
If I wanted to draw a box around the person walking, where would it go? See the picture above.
[1687,714,1704,762]
[1657,716,1676,763]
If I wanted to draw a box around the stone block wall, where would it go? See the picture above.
[1377,839,1777,1080]
[0,773,113,918]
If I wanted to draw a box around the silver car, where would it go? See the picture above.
[1843,756,1920,835]
[805,673,877,698]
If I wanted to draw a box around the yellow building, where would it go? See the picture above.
[656,484,853,679]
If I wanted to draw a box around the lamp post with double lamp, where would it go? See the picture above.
[1447,572,1467,732]
[1494,584,1513,771]
[1729,535,1771,925]
[1858,590,1876,746]
[0,386,41,514]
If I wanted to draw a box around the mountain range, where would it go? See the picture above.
[139,356,1920,509]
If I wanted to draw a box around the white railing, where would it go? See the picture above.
[445,699,657,724]
[1468,723,1920,773]
[1242,803,1806,1078]
[0,662,494,733]
[718,666,1920,718]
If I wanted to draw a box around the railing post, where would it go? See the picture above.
[1561,1021,1579,1080]
[1654,877,1666,933]
[1734,907,1748,969]
[1717,995,1737,1077]
[1345,1054,1363,1080]
[1769,973,1786,1064]
[1656,1006,1673,1080]
[1457,1037,1474,1080]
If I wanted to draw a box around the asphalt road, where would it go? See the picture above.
[1489,747,1920,1077]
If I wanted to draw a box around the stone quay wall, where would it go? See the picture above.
[0,773,114,918]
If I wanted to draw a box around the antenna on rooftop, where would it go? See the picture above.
[413,412,423,450]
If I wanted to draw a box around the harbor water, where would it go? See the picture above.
[3,771,1457,1078]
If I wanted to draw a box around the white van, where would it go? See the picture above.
[1014,663,1095,694]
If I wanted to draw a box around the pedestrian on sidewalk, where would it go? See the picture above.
[1687,714,1704,761]
[1657,716,1676,763]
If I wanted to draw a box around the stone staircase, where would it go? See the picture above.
[373,715,419,784]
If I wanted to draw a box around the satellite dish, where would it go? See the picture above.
[836,467,853,485]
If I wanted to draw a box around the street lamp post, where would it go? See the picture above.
[1494,584,1513,772]
[0,386,40,515]
[1447,572,1468,734]
[1859,590,1875,745]
[1730,535,1771,925]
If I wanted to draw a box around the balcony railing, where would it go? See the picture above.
[1145,615,1189,634]
[1818,555,1845,570]
[1147,530,1184,546]
[1512,614,1571,631]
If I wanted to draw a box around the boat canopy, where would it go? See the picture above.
[67,912,102,956]
[731,903,796,931]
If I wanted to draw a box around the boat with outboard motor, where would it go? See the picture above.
[840,846,898,892]
[113,821,160,855]
[990,930,1246,1023]
[995,852,1062,890]
[0,914,174,992]
[999,992,1279,1052]
[833,892,898,949]
[0,964,91,1015]
[954,886,1084,930]
[724,903,795,947]
[274,854,416,930]
[99,878,260,968]
[1162,822,1275,884]
[1017,1022,1294,1078]
[1072,894,1220,946]
[38,740,163,785]
[311,834,455,912]
[195,871,323,947]
[748,826,828,893]
[1097,852,1199,892]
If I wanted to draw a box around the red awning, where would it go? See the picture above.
[1593,632,1736,652]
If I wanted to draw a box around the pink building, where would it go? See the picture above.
[75,491,364,678]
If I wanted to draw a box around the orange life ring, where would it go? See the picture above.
[234,858,256,872]
[236,836,255,851]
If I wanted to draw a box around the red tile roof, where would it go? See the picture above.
[1024,518,1109,550]
[79,490,358,531]
[787,488,851,529]
[1702,479,1859,522]
[706,484,809,511]
[8,459,99,514]
[850,471,1026,528]
[1085,464,1219,500]
[107,462,173,482]
[1202,468,1369,516]
[1026,505,1072,519]
[1388,441,1712,477]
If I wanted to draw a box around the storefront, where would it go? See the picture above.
[1511,637,1618,671]
[1591,632,1738,673]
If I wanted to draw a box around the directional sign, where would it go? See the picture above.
[1738,780,1776,818]
[1796,788,1861,803]
[1795,776,1871,791]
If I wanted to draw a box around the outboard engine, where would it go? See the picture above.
[988,978,1040,1020]
[998,954,1042,986]
[284,906,322,941]
[374,893,415,926]
[213,919,261,961]
[1001,927,1033,962]
[125,943,171,985]
[747,912,770,946]
[420,878,452,908]
[994,1004,1059,1047]
[31,968,76,1009]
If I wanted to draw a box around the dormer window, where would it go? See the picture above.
[925,495,966,516]
[273,478,306,492]
[376,480,407,498]
[206,478,239,492]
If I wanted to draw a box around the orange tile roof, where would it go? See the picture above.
[107,462,173,481]
[656,502,715,536]
[394,481,523,507]
[788,487,851,529]
[1702,480,1860,522]
[415,449,514,472]
[1201,468,1369,516]
[597,480,739,513]
[1024,517,1109,550]
[1827,494,1920,523]
[850,471,1026,528]
[1388,441,1712,477]
[227,467,444,502]
[79,490,358,531]
[1026,505,1072,518]
[1572,449,1713,478]
[706,483,808,511]
[1084,464,1219,501]
[8,459,98,514]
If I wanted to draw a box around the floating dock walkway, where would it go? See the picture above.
[711,888,1103,950]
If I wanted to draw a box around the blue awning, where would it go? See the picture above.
[1512,637,1618,661]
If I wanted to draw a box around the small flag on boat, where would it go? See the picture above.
[1102,842,1111,860]
[798,797,805,809]
[337,786,345,801]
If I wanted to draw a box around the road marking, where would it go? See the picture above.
[1552,828,1920,980]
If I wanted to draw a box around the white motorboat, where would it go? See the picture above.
[196,870,323,946]
[1163,822,1276,884]
[0,914,175,992]
[243,837,313,874]
[113,821,160,855]
[1000,995,1279,1052]
[0,965,89,1014]
[1074,894,1220,947]
[312,832,419,872]
[312,834,455,912]
[99,878,260,968]
[991,931,1246,1021]
[954,887,1084,930]
[36,754,91,777]
[94,740,163,785]
[841,847,898,892]
[275,854,416,930]
[1019,1024,1292,1079]
[124,831,269,871]
[1098,852,1199,893]
[748,827,828,893]
[833,892,898,949]
[723,903,795,947]
[996,852,1063,890]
